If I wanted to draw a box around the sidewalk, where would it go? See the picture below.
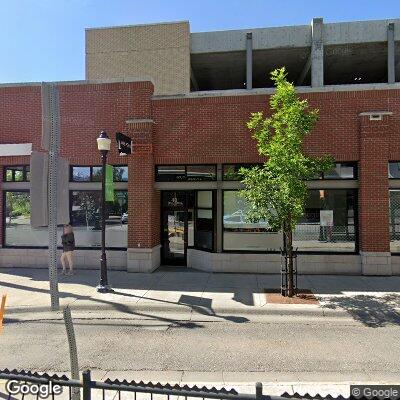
[1,267,400,326]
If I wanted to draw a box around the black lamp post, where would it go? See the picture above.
[96,130,112,293]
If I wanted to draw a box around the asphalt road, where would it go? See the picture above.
[1,316,399,381]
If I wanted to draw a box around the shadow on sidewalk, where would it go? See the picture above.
[321,294,400,327]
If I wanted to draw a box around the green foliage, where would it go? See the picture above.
[6,192,30,218]
[240,68,334,231]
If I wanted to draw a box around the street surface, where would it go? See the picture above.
[1,316,399,383]
[1,267,400,395]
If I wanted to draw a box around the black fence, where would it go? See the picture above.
[0,369,351,400]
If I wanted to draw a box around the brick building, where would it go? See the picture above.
[1,18,400,275]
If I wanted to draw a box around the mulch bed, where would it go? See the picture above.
[264,288,319,304]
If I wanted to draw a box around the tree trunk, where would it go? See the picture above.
[286,215,295,297]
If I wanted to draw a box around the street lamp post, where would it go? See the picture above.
[96,130,112,293]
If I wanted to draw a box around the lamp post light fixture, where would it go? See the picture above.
[96,130,112,293]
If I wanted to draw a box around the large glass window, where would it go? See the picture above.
[389,190,400,252]
[294,189,357,252]
[4,166,30,182]
[70,190,128,248]
[223,191,280,251]
[223,189,357,252]
[71,166,128,182]
[156,165,216,182]
[4,191,50,247]
[195,191,214,250]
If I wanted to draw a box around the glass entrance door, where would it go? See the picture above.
[161,191,194,265]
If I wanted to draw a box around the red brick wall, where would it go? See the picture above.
[0,82,399,252]
[358,114,391,252]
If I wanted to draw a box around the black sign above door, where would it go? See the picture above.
[116,132,133,155]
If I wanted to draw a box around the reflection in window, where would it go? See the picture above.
[156,165,216,182]
[223,191,280,251]
[4,191,52,246]
[223,164,262,181]
[4,166,30,182]
[187,165,216,181]
[389,162,400,179]
[71,166,128,182]
[113,166,128,182]
[389,190,400,252]
[72,167,91,182]
[70,190,128,248]
[294,189,356,252]
[92,167,102,182]
[323,163,356,179]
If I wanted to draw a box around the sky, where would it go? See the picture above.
[0,0,399,83]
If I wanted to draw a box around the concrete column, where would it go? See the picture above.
[246,32,253,90]
[387,23,395,84]
[358,111,393,275]
[311,18,324,87]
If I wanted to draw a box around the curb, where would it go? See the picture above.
[4,303,350,322]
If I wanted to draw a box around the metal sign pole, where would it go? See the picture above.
[41,83,60,311]
[63,306,80,400]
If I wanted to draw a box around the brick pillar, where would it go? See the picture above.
[359,112,392,275]
[126,120,160,272]
[0,165,3,248]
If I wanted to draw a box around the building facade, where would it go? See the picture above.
[0,18,400,275]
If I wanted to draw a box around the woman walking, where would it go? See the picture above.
[61,224,75,275]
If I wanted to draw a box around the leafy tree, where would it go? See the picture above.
[240,68,333,297]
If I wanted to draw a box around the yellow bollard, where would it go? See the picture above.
[0,294,7,331]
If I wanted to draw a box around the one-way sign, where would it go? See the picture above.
[116,132,133,155]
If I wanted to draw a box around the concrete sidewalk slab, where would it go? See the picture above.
[1,268,400,326]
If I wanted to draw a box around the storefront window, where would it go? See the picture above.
[294,189,357,252]
[389,190,400,252]
[195,191,214,250]
[223,189,357,252]
[223,191,280,251]
[4,191,51,246]
[70,190,128,248]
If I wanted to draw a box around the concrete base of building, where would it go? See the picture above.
[361,251,393,275]
[187,249,363,275]
[0,248,127,270]
[127,245,161,273]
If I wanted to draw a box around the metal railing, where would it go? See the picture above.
[0,369,297,400]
